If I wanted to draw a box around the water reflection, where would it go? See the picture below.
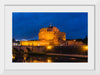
[12,53,87,63]
[12,46,88,63]
[47,59,52,63]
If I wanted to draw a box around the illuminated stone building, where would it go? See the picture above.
[20,25,66,46]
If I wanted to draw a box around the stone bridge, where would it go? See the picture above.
[13,46,46,53]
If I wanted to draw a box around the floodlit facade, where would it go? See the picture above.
[20,26,66,46]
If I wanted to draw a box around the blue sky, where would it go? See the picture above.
[12,12,88,41]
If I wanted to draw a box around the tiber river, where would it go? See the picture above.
[12,46,88,63]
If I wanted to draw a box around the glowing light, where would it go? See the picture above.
[46,46,53,50]
[73,40,76,42]
[12,55,15,59]
[63,38,66,41]
[47,59,52,63]
[33,60,38,62]
[70,58,76,60]
[24,57,26,60]
[83,45,88,51]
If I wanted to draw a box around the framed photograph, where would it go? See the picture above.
[4,5,94,70]
[1,0,98,74]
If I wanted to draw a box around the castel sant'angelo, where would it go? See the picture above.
[20,24,66,46]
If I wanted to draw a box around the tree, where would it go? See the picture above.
[83,35,88,45]
[13,38,15,42]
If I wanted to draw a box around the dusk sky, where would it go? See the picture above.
[12,12,88,41]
